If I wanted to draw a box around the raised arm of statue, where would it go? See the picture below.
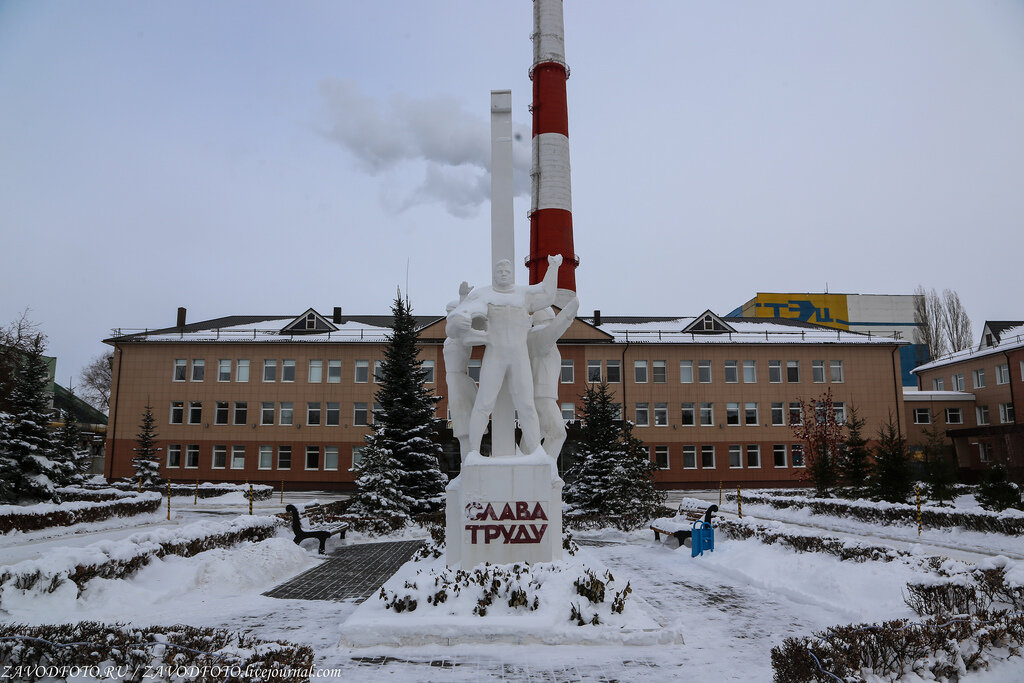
[529,295,579,349]
[525,254,563,313]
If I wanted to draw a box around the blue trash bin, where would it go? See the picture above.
[691,519,715,557]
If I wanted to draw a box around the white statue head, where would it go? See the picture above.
[493,259,514,290]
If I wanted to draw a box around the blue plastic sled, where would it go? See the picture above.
[691,519,714,557]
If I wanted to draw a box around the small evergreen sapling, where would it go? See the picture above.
[871,415,913,503]
[838,406,872,492]
[51,408,85,487]
[131,404,163,488]
[977,464,1021,511]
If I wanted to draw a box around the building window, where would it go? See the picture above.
[235,359,250,383]
[374,360,384,383]
[326,402,340,427]
[307,402,321,426]
[933,378,944,391]
[190,359,204,382]
[700,402,714,426]
[231,445,245,469]
[830,360,844,383]
[679,360,693,384]
[768,360,782,383]
[259,445,273,470]
[422,360,435,383]
[701,445,715,469]
[973,369,986,389]
[652,360,667,383]
[305,312,316,330]
[282,359,295,383]
[305,446,319,470]
[170,401,184,424]
[634,360,648,384]
[606,360,621,383]
[354,360,369,383]
[834,402,846,424]
[261,402,274,425]
[214,402,229,425]
[612,403,623,420]
[771,402,785,426]
[188,401,202,424]
[351,446,364,469]
[218,359,231,382]
[173,359,187,381]
[635,403,649,426]
[309,360,323,383]
[812,360,825,383]
[654,445,669,470]
[979,443,992,463]
[212,445,227,469]
[789,402,802,425]
[233,402,247,425]
[724,360,738,383]
[952,373,965,391]
[372,402,381,424]
[263,360,276,382]
[773,444,787,468]
[277,445,291,470]
[791,444,805,468]
[913,408,931,424]
[746,445,760,468]
[561,403,575,421]
[468,359,481,382]
[279,402,293,426]
[683,445,697,469]
[681,402,695,426]
[945,407,963,424]
[787,360,800,383]
[996,364,1010,385]
[167,444,181,468]
[743,360,756,383]
[654,402,668,426]
[587,360,602,383]
[354,402,368,426]
[977,405,990,425]
[185,445,199,469]
[729,445,742,468]
[561,359,574,383]
[324,446,339,471]
[698,360,712,384]
[745,402,758,426]
[726,402,740,426]
[999,403,1015,424]
[327,360,341,383]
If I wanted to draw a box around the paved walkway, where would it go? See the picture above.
[263,539,424,602]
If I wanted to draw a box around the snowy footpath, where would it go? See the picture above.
[2,493,1024,681]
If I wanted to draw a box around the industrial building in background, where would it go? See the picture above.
[732,292,926,385]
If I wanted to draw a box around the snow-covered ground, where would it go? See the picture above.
[2,489,1023,681]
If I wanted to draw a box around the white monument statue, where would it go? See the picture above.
[528,295,579,458]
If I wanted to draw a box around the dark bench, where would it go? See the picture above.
[651,504,718,549]
[285,503,349,554]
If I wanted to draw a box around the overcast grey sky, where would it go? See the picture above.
[2,0,1023,387]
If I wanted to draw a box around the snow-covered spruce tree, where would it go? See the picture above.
[0,411,17,502]
[564,382,664,523]
[838,406,872,493]
[370,293,446,515]
[977,464,1020,511]
[871,415,913,503]
[1,334,61,503]
[346,438,409,518]
[921,416,957,505]
[54,408,90,485]
[131,404,163,488]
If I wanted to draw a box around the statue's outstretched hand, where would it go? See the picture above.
[548,254,563,267]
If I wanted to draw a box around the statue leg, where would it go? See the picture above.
[507,355,541,454]
[469,357,506,454]
[536,398,567,458]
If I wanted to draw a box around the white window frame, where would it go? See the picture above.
[467,359,481,383]
[791,444,806,468]
[422,360,435,383]
[945,407,963,424]
[768,360,782,383]
[654,445,670,470]
[351,446,364,470]
[913,408,931,425]
[652,360,667,383]
[830,360,845,383]
[170,401,184,424]
[561,359,575,384]
[932,378,944,391]
[787,360,800,383]
[635,402,650,426]
[212,445,227,469]
[185,445,199,469]
[305,446,319,471]
[306,402,321,426]
[833,402,846,424]
[812,360,825,383]
[173,359,187,382]
[191,359,204,382]
[326,401,340,427]
[682,445,697,469]
[745,402,758,426]
[977,405,990,425]
[701,445,715,469]
[773,444,787,468]
[681,402,695,426]
[214,401,229,425]
[308,359,323,383]
[261,402,274,425]
[263,359,276,382]
[728,445,742,468]
[679,360,694,384]
[373,360,384,383]
[996,364,1010,385]
[231,445,245,469]
[724,360,739,384]
[233,402,247,426]
[726,402,740,426]
[324,446,339,471]
[952,373,965,392]
[258,445,273,470]
[979,442,992,463]
[587,360,602,383]
[973,368,986,389]
[746,444,761,468]
[634,360,648,384]
[789,402,803,425]
[354,360,369,383]
[353,402,369,426]
[167,444,181,468]
[654,402,668,426]
[327,359,341,383]
[700,402,714,426]
[282,359,296,383]
[277,445,292,470]
[188,401,202,425]
[698,360,712,384]
[279,402,293,426]
[999,403,1015,424]
[561,403,575,421]
[606,360,621,383]
[236,359,249,382]
[743,360,756,384]
[218,359,231,382]
[771,402,785,426]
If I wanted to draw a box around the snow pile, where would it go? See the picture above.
[340,552,679,647]
[0,492,162,534]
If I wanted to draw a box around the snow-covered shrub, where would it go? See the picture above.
[0,492,161,534]
[0,621,314,682]
[977,464,1021,511]
[715,517,913,563]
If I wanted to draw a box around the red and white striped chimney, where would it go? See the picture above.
[527,0,577,296]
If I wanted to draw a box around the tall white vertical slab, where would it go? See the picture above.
[490,90,516,458]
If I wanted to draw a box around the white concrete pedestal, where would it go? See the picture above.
[445,451,563,568]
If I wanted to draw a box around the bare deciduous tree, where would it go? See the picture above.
[913,286,948,361]
[941,289,973,352]
[79,351,114,414]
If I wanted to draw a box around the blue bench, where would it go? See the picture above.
[650,504,718,557]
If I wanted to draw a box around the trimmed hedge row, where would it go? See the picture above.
[0,621,314,683]
[714,517,916,564]
[112,481,275,500]
[565,507,676,532]
[0,517,281,608]
[54,487,133,503]
[0,493,162,535]
[727,492,1024,535]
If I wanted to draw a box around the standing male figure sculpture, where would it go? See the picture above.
[447,254,562,456]
[528,294,579,458]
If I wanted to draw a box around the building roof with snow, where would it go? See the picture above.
[912,322,1024,374]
